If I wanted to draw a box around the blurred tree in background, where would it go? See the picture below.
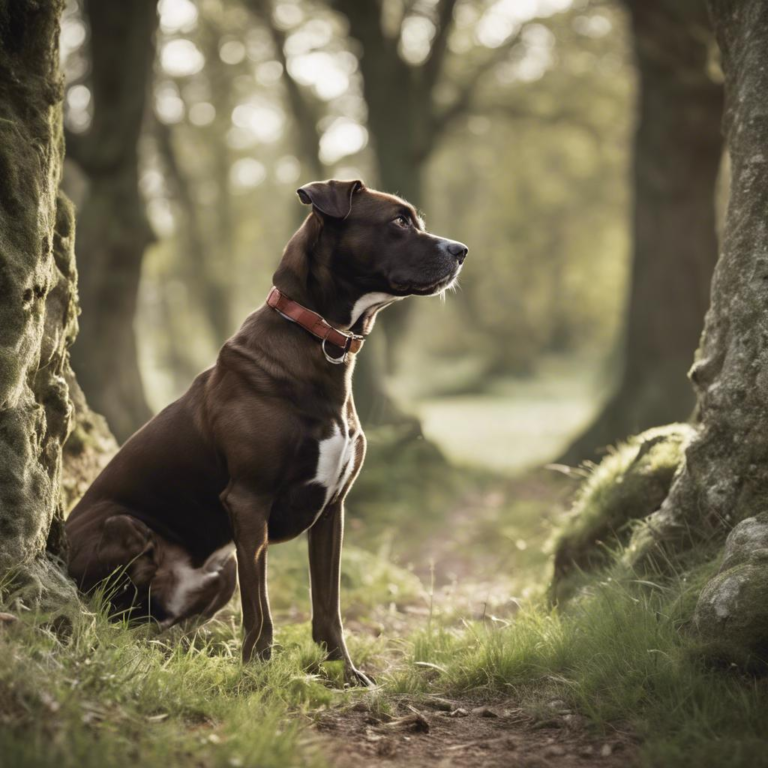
[59,0,702,464]
[561,0,723,463]
[65,0,159,442]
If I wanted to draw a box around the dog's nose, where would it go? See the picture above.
[445,240,468,265]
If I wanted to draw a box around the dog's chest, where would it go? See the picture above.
[312,421,357,508]
[267,416,361,543]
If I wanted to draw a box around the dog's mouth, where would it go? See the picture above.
[392,265,462,297]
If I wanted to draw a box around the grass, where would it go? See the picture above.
[3,424,768,767]
[388,563,768,768]
[0,596,340,768]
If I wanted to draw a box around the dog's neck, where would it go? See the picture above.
[271,214,397,337]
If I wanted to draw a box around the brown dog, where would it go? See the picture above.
[66,180,467,684]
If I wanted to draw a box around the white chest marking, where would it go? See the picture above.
[348,292,402,327]
[165,543,235,618]
[312,422,357,508]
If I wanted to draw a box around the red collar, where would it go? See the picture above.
[266,286,365,364]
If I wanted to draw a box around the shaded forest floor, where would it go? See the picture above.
[2,426,768,768]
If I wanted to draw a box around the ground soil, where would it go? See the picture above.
[314,694,637,767]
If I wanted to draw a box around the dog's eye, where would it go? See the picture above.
[393,215,411,229]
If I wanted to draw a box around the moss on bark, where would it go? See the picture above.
[552,424,691,601]
[0,0,79,606]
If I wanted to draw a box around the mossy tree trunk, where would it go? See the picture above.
[0,0,80,602]
[66,0,158,443]
[636,0,768,557]
[601,0,768,663]
[561,0,723,464]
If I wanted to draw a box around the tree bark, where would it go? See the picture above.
[635,0,768,556]
[623,0,768,662]
[0,0,80,602]
[561,0,723,464]
[67,0,158,443]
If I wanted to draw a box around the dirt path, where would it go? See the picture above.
[315,694,636,767]
[308,474,637,767]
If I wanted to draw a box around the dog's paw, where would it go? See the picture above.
[344,665,376,688]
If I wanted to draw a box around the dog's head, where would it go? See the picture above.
[275,179,467,330]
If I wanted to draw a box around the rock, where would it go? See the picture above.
[601,744,613,757]
[562,713,585,729]
[544,745,567,757]
[719,513,768,571]
[447,708,469,718]
[376,739,397,758]
[694,563,768,661]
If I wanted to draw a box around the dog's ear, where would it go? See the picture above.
[297,179,364,220]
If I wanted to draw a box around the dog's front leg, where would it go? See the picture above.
[308,500,374,686]
[222,483,273,663]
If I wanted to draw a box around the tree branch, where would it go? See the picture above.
[431,25,526,140]
[243,0,324,177]
[420,0,459,94]
[480,102,602,142]
[329,0,402,86]
[331,0,388,49]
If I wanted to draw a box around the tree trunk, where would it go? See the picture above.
[68,0,158,443]
[561,0,723,464]
[0,0,80,602]
[617,0,768,663]
[637,0,768,553]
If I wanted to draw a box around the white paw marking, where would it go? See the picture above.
[348,292,401,327]
[312,421,357,509]
[165,543,234,618]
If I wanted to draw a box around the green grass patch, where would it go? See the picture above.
[0,598,343,768]
[388,562,768,768]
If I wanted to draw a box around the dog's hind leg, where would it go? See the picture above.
[309,501,374,687]
[221,483,273,663]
